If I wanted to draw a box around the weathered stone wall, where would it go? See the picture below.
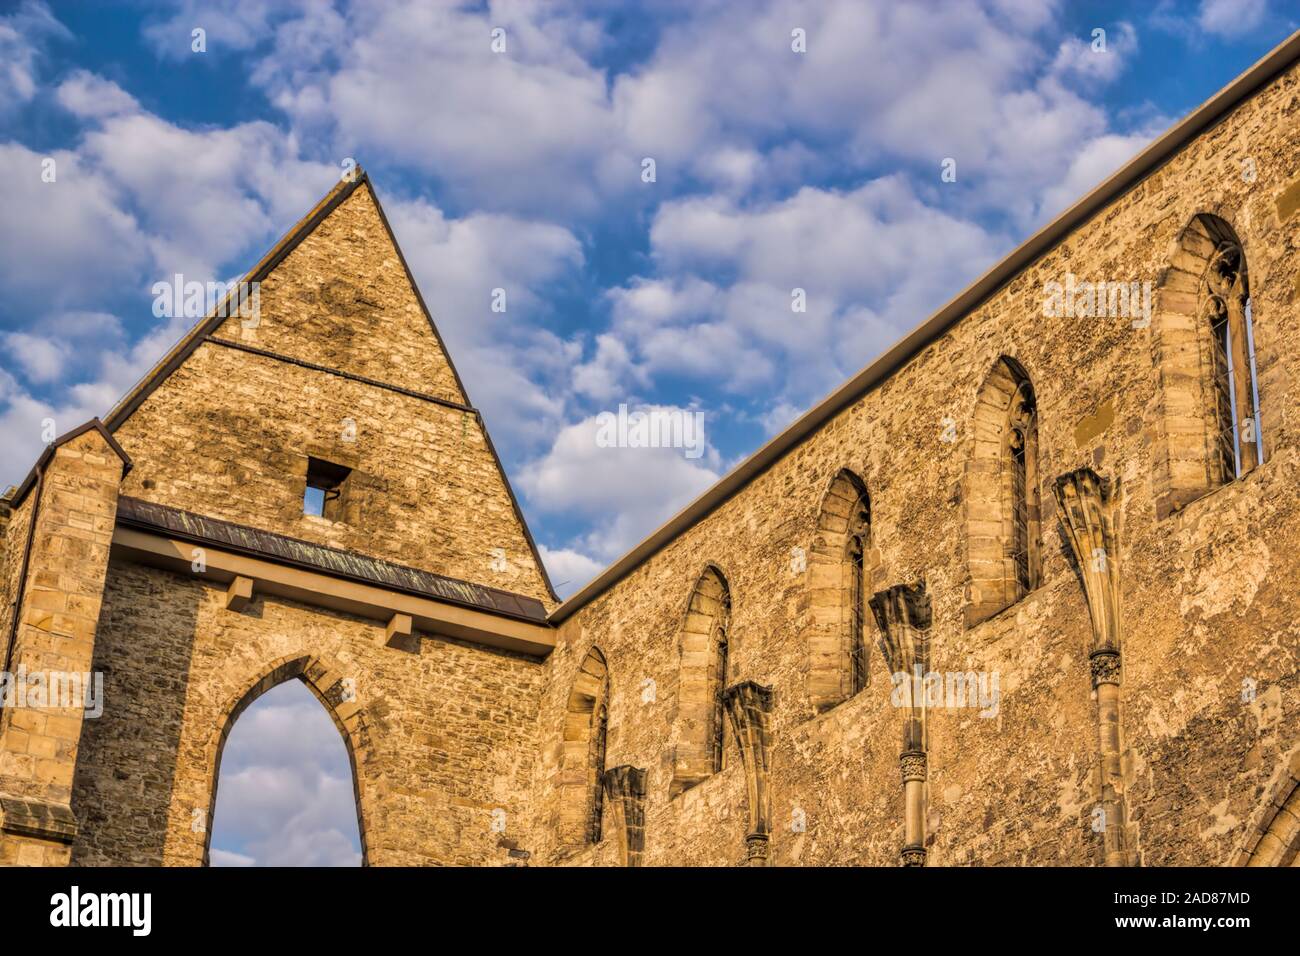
[111,185,551,604]
[0,492,34,675]
[13,56,1298,868]
[53,180,554,867]
[0,430,124,865]
[524,58,1300,866]
[69,558,544,866]
[222,184,463,404]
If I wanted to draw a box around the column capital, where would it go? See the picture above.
[602,764,647,800]
[900,750,928,784]
[1089,650,1122,688]
[900,845,927,867]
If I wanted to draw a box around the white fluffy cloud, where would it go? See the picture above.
[0,1,67,113]
[537,544,605,597]
[607,0,1145,228]
[142,0,304,58]
[247,1,627,216]
[186,0,1147,228]
[1198,0,1269,38]
[520,409,722,562]
[0,305,195,485]
[0,66,337,484]
[581,177,999,419]
[1036,127,1170,221]
[0,143,151,312]
[1046,22,1138,86]
[75,111,338,280]
[3,332,68,384]
[55,69,139,118]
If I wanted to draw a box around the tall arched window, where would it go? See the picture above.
[1006,377,1039,597]
[966,357,1040,626]
[1151,214,1263,517]
[711,615,729,773]
[807,469,874,712]
[1203,234,1261,482]
[556,646,609,850]
[670,565,731,795]
[200,655,370,867]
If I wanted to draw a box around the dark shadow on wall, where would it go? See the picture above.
[70,558,203,865]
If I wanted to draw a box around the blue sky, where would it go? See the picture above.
[1,0,1294,864]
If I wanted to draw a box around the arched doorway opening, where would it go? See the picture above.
[207,658,367,866]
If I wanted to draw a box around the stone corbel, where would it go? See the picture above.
[601,765,648,867]
[869,582,933,689]
[225,575,254,611]
[723,681,775,866]
[1053,468,1122,656]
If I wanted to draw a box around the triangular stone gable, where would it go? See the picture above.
[211,182,467,406]
[106,175,554,604]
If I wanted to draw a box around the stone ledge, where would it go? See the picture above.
[0,793,78,844]
[111,526,556,658]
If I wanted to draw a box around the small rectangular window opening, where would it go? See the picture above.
[304,457,352,521]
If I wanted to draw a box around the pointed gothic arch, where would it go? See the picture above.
[556,646,610,851]
[202,654,370,866]
[1235,751,1300,866]
[670,565,732,796]
[966,356,1041,627]
[1243,781,1300,866]
[807,469,876,712]
[1151,213,1265,517]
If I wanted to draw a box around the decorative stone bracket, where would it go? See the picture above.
[1053,468,1122,656]
[601,765,648,867]
[1052,468,1137,866]
[724,681,775,866]
[869,581,934,866]
[870,582,933,689]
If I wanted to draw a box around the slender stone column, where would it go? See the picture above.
[601,765,647,867]
[723,681,774,866]
[899,750,928,867]
[1054,468,1137,866]
[869,582,933,867]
